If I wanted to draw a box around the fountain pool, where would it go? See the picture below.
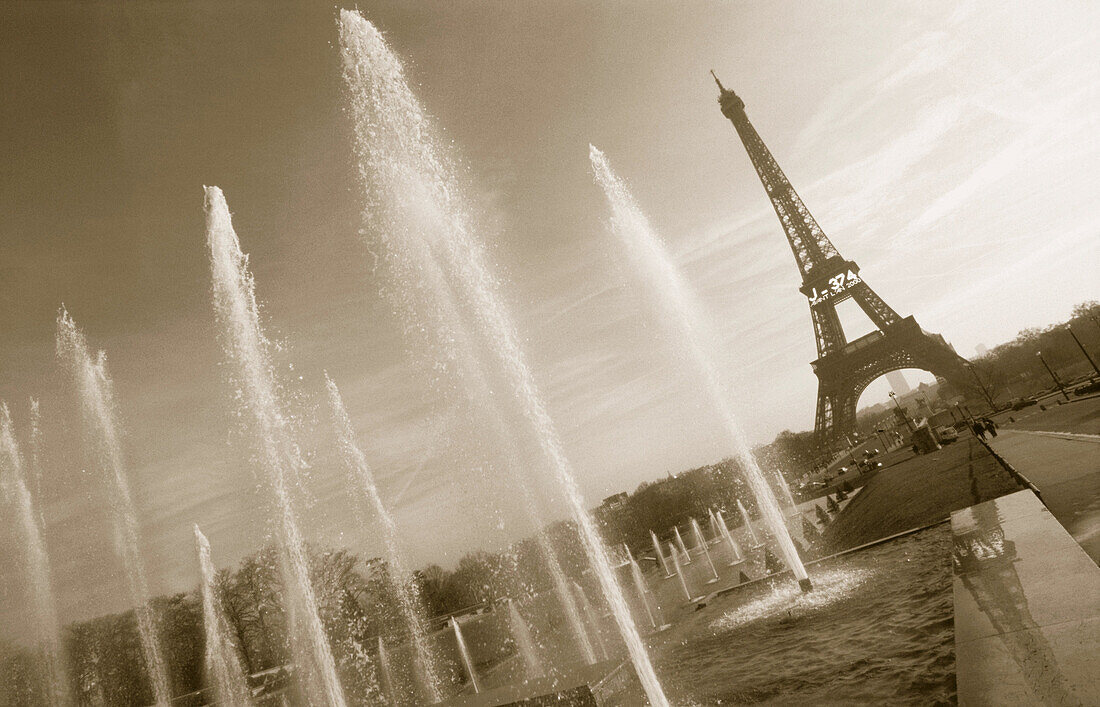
[602,526,955,705]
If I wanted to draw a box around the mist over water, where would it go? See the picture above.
[337,10,669,704]
[0,404,68,704]
[204,186,347,706]
[325,374,444,703]
[56,310,172,705]
[590,146,810,587]
[193,525,250,706]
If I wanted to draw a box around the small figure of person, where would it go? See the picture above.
[971,421,987,440]
[982,417,998,438]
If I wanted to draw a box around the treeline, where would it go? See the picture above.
[0,524,594,706]
[972,300,1100,402]
[594,457,779,555]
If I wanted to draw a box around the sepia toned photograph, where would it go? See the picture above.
[1,2,1098,705]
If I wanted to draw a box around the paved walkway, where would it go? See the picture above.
[988,429,1100,564]
[952,490,1100,706]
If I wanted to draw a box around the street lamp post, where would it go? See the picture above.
[964,361,997,412]
[1036,350,1070,402]
[1066,325,1100,378]
[888,391,915,433]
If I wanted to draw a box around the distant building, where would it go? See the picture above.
[600,491,628,510]
[886,370,910,396]
[976,343,989,357]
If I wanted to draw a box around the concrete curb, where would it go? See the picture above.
[1007,429,1100,442]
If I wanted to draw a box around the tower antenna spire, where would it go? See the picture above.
[709,69,726,92]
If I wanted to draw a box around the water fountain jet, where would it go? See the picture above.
[204,187,347,705]
[376,637,398,706]
[691,518,720,584]
[338,11,669,702]
[590,147,811,593]
[337,11,599,671]
[193,525,251,706]
[738,499,762,548]
[325,374,444,701]
[56,310,171,705]
[673,525,692,564]
[452,617,481,694]
[717,510,743,565]
[627,553,658,630]
[669,542,699,603]
[572,581,609,661]
[0,404,68,704]
[650,530,672,577]
[507,600,544,680]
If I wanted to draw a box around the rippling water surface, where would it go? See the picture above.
[648,527,955,706]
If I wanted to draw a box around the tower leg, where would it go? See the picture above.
[814,387,837,449]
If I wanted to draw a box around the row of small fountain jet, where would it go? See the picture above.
[0,9,813,706]
[647,505,761,605]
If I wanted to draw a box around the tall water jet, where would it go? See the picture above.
[669,542,695,603]
[338,11,668,703]
[204,187,347,706]
[650,530,671,577]
[737,500,761,547]
[56,310,172,705]
[572,582,609,661]
[673,525,692,564]
[717,511,743,564]
[690,518,719,584]
[194,525,251,707]
[591,147,811,592]
[452,617,481,693]
[337,12,595,673]
[376,637,398,706]
[0,404,68,704]
[325,374,444,701]
[507,600,544,680]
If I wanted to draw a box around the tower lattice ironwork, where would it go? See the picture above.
[712,72,976,448]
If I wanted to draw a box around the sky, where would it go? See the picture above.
[1,1,1097,630]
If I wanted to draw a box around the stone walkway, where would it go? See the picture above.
[988,430,1100,564]
[952,490,1100,706]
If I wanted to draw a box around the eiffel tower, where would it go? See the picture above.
[712,72,976,448]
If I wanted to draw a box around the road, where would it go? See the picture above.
[997,393,1100,435]
[988,429,1100,563]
